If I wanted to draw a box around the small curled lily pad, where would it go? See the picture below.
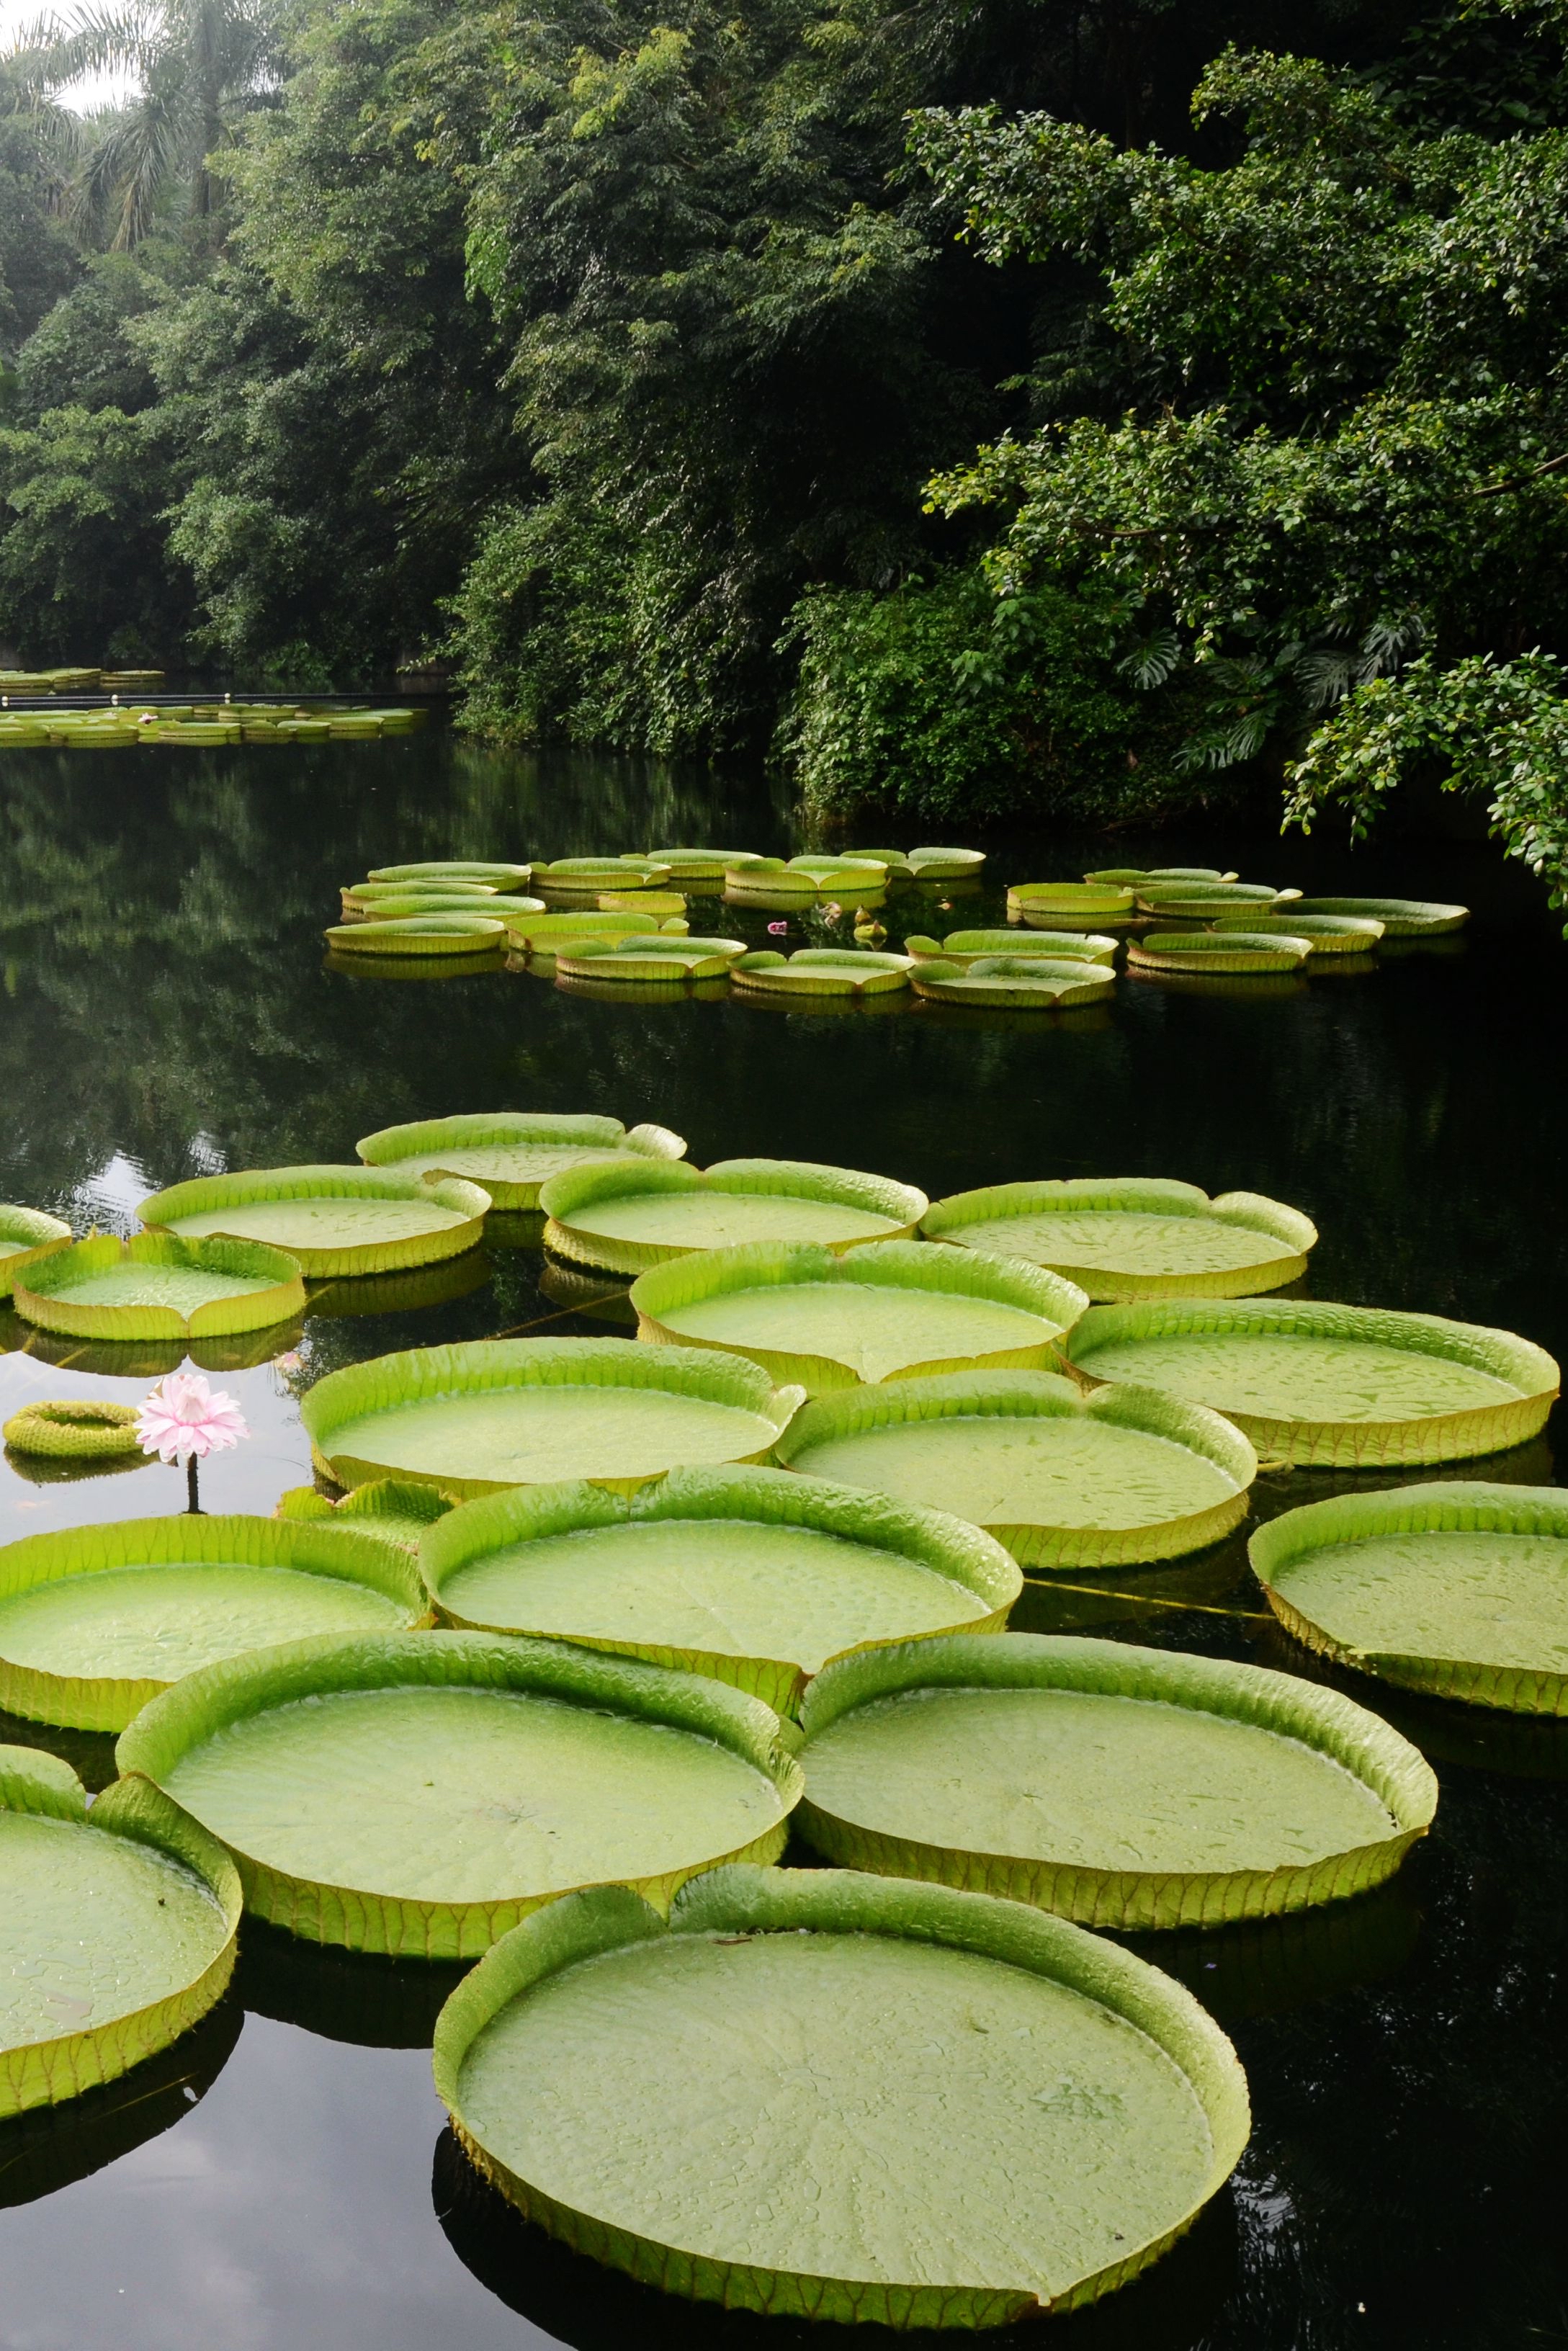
[1006,882,1135,927]
[1066,1298,1560,1468]
[12,1232,306,1342]
[1251,1481,1568,1713]
[431,1863,1249,2327]
[421,1464,1021,1716]
[1289,895,1469,936]
[902,928,1117,967]
[633,1240,1086,1392]
[0,1514,429,1732]
[552,936,748,983]
[730,948,912,998]
[910,957,1116,1009]
[356,1113,688,1210]
[776,1370,1255,1568]
[540,1157,927,1275]
[2,1400,142,1459]
[1128,930,1312,975]
[117,1633,802,1958]
[1211,912,1384,953]
[0,1206,72,1297]
[300,1337,805,1499]
[922,1177,1317,1300]
[0,1746,240,2117]
[325,915,507,955]
[368,861,532,887]
[795,1634,1437,1928]
[275,1478,459,1554]
[139,1164,490,1278]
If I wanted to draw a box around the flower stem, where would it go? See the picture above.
[186,1454,200,1514]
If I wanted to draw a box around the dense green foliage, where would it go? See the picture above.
[0,0,1564,861]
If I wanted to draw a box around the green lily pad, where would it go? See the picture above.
[0,1514,429,1732]
[1211,913,1384,952]
[922,1177,1317,1300]
[421,1464,1020,1715]
[0,1206,72,1298]
[907,845,986,879]
[357,1112,687,1210]
[0,1746,240,2116]
[539,1157,927,1275]
[846,847,915,879]
[796,1634,1436,1928]
[533,859,673,902]
[553,936,748,982]
[359,893,545,923]
[432,1863,1249,2327]
[117,1633,802,1957]
[1066,1299,1560,1467]
[1085,867,1238,886]
[368,862,532,887]
[1289,896,1469,935]
[324,915,508,954]
[1251,1480,1568,1712]
[1134,883,1299,917]
[1006,882,1136,927]
[724,856,889,900]
[274,1478,458,1553]
[1129,931,1312,973]
[643,848,763,883]
[503,910,685,957]
[12,1232,306,1342]
[910,957,1117,1008]
[342,879,501,911]
[300,1337,805,1499]
[730,949,911,998]
[901,929,1117,966]
[2,1400,141,1459]
[632,1240,1086,1392]
[776,1370,1255,1567]
[139,1165,491,1278]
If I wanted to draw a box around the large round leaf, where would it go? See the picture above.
[117,1632,802,1957]
[910,957,1116,1008]
[356,1111,687,1209]
[1251,1480,1568,1712]
[724,856,889,900]
[900,928,1117,967]
[1288,895,1469,935]
[730,949,911,996]
[274,1476,457,1555]
[0,1515,428,1731]
[0,1205,71,1299]
[0,1746,240,2116]
[300,1337,805,1498]
[540,1156,926,1274]
[775,1369,1255,1567]
[922,1176,1317,1300]
[1211,912,1384,953]
[1005,882,1135,927]
[421,1464,1020,1715]
[796,1634,1435,1929]
[552,936,748,982]
[12,1231,305,1341]
[432,1863,1249,2327]
[632,1238,1086,1391]
[367,861,532,887]
[324,915,508,954]
[1128,931,1312,973]
[139,1164,490,1277]
[1066,1298,1559,1467]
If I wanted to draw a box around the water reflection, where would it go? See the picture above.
[0,1702,120,1789]
[303,1252,493,1322]
[1116,1879,1423,2025]
[237,1922,468,2049]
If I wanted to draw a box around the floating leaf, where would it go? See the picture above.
[796,1634,1436,1927]
[2,1400,141,1459]
[910,957,1116,1008]
[139,1165,490,1278]
[632,1239,1085,1392]
[12,1233,306,1343]
[1209,913,1384,953]
[539,1157,926,1275]
[730,949,911,998]
[901,928,1117,966]
[1066,1298,1560,1467]
[1006,882,1136,928]
[776,1369,1255,1567]
[1084,867,1237,886]
[323,915,507,955]
[1288,896,1469,936]
[431,1863,1249,2326]
[357,1113,688,1211]
[552,937,748,982]
[367,862,532,887]
[422,1464,1020,1715]
[1128,931,1313,974]
[922,1177,1316,1300]
[1133,883,1299,917]
[0,1207,72,1299]
[117,1633,802,1958]
[275,1477,458,1553]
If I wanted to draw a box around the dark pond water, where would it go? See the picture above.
[0,731,1565,2351]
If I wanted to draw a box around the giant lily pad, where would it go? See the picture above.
[1129,930,1312,974]
[901,928,1117,967]
[1134,883,1300,918]
[0,1746,240,2116]
[553,936,748,983]
[1211,912,1384,954]
[503,910,686,958]
[116,1633,802,1956]
[1251,1481,1568,1712]
[532,859,673,903]
[342,879,501,912]
[0,1514,428,1732]
[275,1477,457,1554]
[300,1337,804,1499]
[1066,1299,1560,1467]
[540,1157,927,1275]
[1006,882,1136,927]
[796,1634,1436,1927]
[633,1240,1086,1392]
[325,915,507,955]
[421,1465,1020,1714]
[922,1177,1317,1300]
[643,848,763,885]
[910,957,1116,1009]
[776,1370,1255,1567]
[1289,896,1469,936]
[730,949,911,998]
[1085,867,1238,887]
[12,1232,306,1341]
[0,1206,72,1298]
[368,861,532,887]
[908,845,986,879]
[432,1863,1249,2327]
[357,1113,688,1210]
[724,856,888,900]
[359,893,545,924]
[139,1165,490,1277]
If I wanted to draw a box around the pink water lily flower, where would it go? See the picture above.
[137,1372,249,1463]
[766,920,788,935]
[823,903,842,919]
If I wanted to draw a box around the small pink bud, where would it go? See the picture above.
[766,920,788,936]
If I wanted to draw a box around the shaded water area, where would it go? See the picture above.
[0,729,1566,2349]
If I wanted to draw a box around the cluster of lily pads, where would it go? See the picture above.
[0,702,426,748]
[1,1102,1555,2329]
[324,854,1471,1011]
[0,666,166,692]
